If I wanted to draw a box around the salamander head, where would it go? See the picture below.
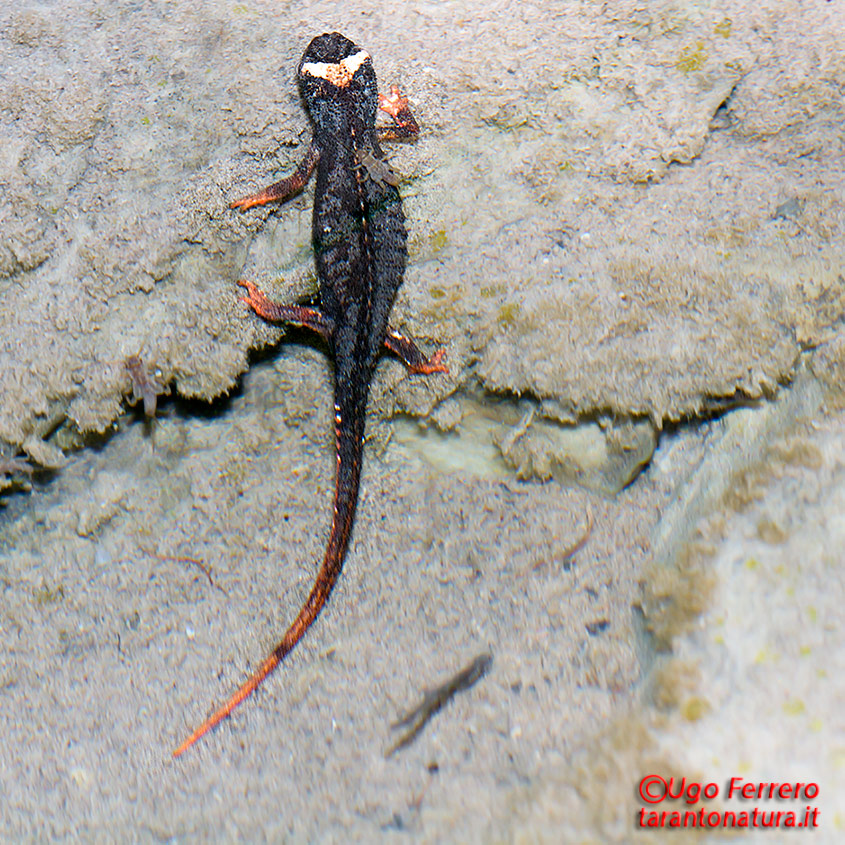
[298,32,378,129]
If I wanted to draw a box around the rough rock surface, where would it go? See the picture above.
[2,0,843,461]
[1,1,843,841]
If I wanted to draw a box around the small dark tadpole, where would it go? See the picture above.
[386,652,493,757]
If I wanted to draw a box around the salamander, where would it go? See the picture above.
[174,32,447,756]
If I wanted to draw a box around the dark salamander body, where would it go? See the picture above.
[174,33,446,756]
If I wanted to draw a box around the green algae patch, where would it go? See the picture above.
[429,229,448,253]
[32,582,66,606]
[676,42,708,73]
[496,302,521,328]
[714,18,732,38]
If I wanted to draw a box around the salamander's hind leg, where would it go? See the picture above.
[385,329,449,375]
[239,279,334,340]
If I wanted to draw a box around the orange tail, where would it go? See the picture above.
[173,404,363,758]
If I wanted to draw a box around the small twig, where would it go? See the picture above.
[523,505,594,575]
[386,652,493,757]
[152,554,227,595]
[409,779,432,813]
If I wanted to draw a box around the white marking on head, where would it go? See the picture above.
[301,50,370,88]
[341,50,370,74]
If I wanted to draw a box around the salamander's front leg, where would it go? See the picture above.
[385,329,448,375]
[239,280,334,340]
[230,143,320,211]
[377,85,419,141]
